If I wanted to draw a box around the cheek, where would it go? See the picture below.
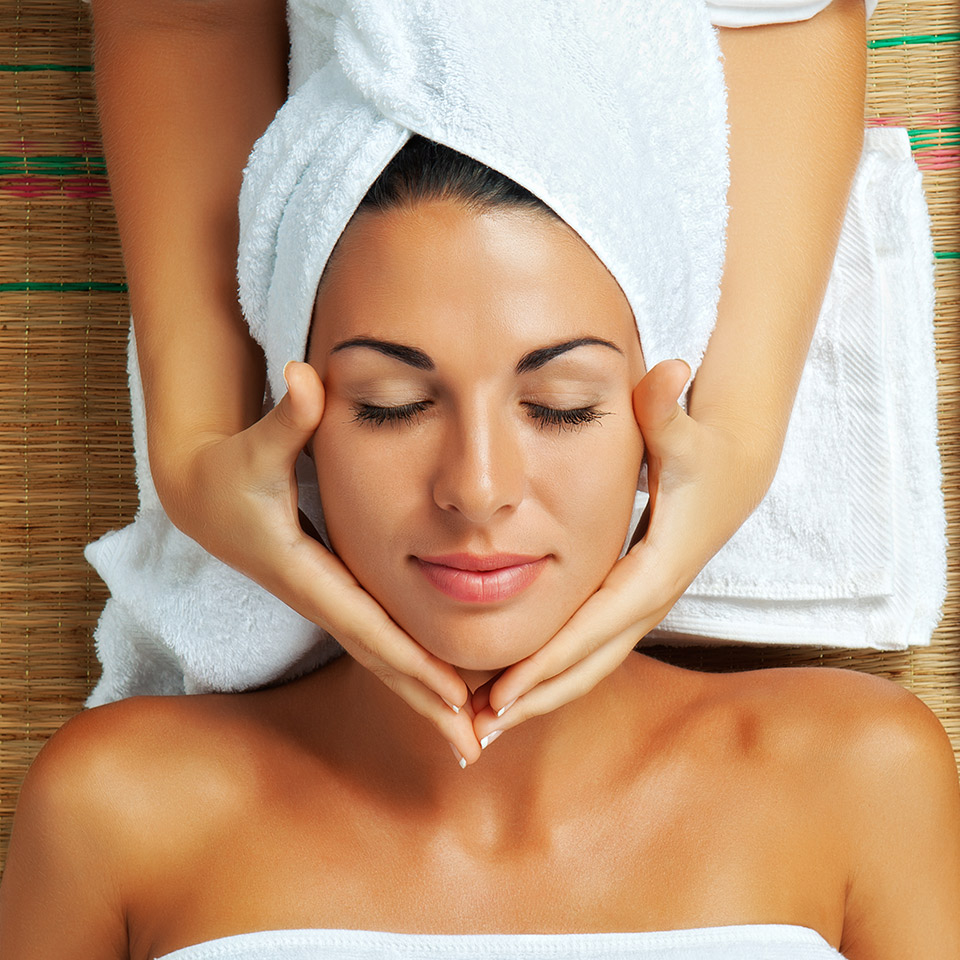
[311,410,417,573]
[536,409,643,554]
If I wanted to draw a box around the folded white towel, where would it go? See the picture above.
[649,125,946,649]
[84,0,944,706]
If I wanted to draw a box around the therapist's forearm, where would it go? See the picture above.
[89,0,288,488]
[693,0,867,484]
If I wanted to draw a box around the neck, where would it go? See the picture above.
[454,665,503,696]
[298,650,658,842]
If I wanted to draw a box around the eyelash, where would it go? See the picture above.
[351,401,608,432]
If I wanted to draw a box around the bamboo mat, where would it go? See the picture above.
[0,0,957,871]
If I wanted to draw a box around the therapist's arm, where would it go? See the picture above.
[694,0,868,478]
[90,0,286,483]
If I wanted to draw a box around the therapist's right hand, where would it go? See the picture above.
[155,359,476,760]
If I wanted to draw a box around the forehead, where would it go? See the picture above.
[308,201,641,369]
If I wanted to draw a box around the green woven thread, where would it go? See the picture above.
[907,127,960,149]
[869,33,960,48]
[0,155,106,176]
[0,282,128,292]
[0,64,92,72]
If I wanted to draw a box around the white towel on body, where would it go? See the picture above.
[707,0,879,28]
[84,0,944,705]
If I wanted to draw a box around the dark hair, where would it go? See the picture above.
[310,136,560,348]
[356,135,558,219]
[309,136,639,361]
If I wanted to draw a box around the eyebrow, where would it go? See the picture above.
[329,335,623,373]
[330,336,433,370]
[514,337,623,374]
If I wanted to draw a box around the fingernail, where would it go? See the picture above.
[480,730,502,750]
[448,742,467,769]
[496,697,518,719]
[282,360,294,392]
[441,696,460,715]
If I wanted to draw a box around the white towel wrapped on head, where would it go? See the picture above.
[242,0,729,405]
[83,0,945,706]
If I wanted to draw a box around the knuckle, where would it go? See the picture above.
[502,698,534,727]
[430,712,461,743]
[339,633,378,672]
[370,662,400,694]
[366,615,398,661]
[403,645,437,686]
[272,398,298,433]
[521,647,555,684]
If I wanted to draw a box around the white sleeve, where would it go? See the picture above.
[708,0,879,28]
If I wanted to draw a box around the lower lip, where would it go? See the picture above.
[415,557,548,603]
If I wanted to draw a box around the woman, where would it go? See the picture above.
[82,0,879,754]
[1,137,958,960]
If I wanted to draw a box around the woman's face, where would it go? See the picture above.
[308,199,645,671]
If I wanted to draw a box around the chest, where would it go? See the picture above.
[132,757,845,960]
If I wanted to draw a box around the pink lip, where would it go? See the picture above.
[415,553,549,603]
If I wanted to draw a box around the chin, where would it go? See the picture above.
[400,612,553,672]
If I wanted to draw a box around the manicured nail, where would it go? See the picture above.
[282,360,294,392]
[441,696,460,715]
[448,742,467,769]
[496,697,518,719]
[480,730,502,750]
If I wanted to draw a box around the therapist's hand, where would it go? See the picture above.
[159,360,478,760]
[470,358,777,752]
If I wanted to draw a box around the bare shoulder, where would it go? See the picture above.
[785,670,960,959]
[0,693,268,958]
[0,697,177,958]
[11,696,181,847]
[52,691,269,822]
[790,665,957,773]
[705,664,960,958]
[701,663,952,764]
[682,663,957,818]
[10,693,267,874]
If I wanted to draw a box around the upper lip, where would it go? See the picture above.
[417,553,547,571]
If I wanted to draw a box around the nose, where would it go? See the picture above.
[432,403,525,523]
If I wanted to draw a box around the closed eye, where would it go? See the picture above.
[350,401,608,432]
[521,403,609,431]
[351,400,431,427]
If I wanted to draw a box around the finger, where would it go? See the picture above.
[470,677,495,716]
[473,622,642,742]
[219,461,470,711]
[633,358,690,432]
[633,360,700,515]
[278,532,470,710]
[632,360,696,466]
[379,671,481,765]
[485,548,673,714]
[248,361,325,471]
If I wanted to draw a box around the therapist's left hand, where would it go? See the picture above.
[470,358,777,754]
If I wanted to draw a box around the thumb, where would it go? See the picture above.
[632,358,691,453]
[249,360,325,468]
